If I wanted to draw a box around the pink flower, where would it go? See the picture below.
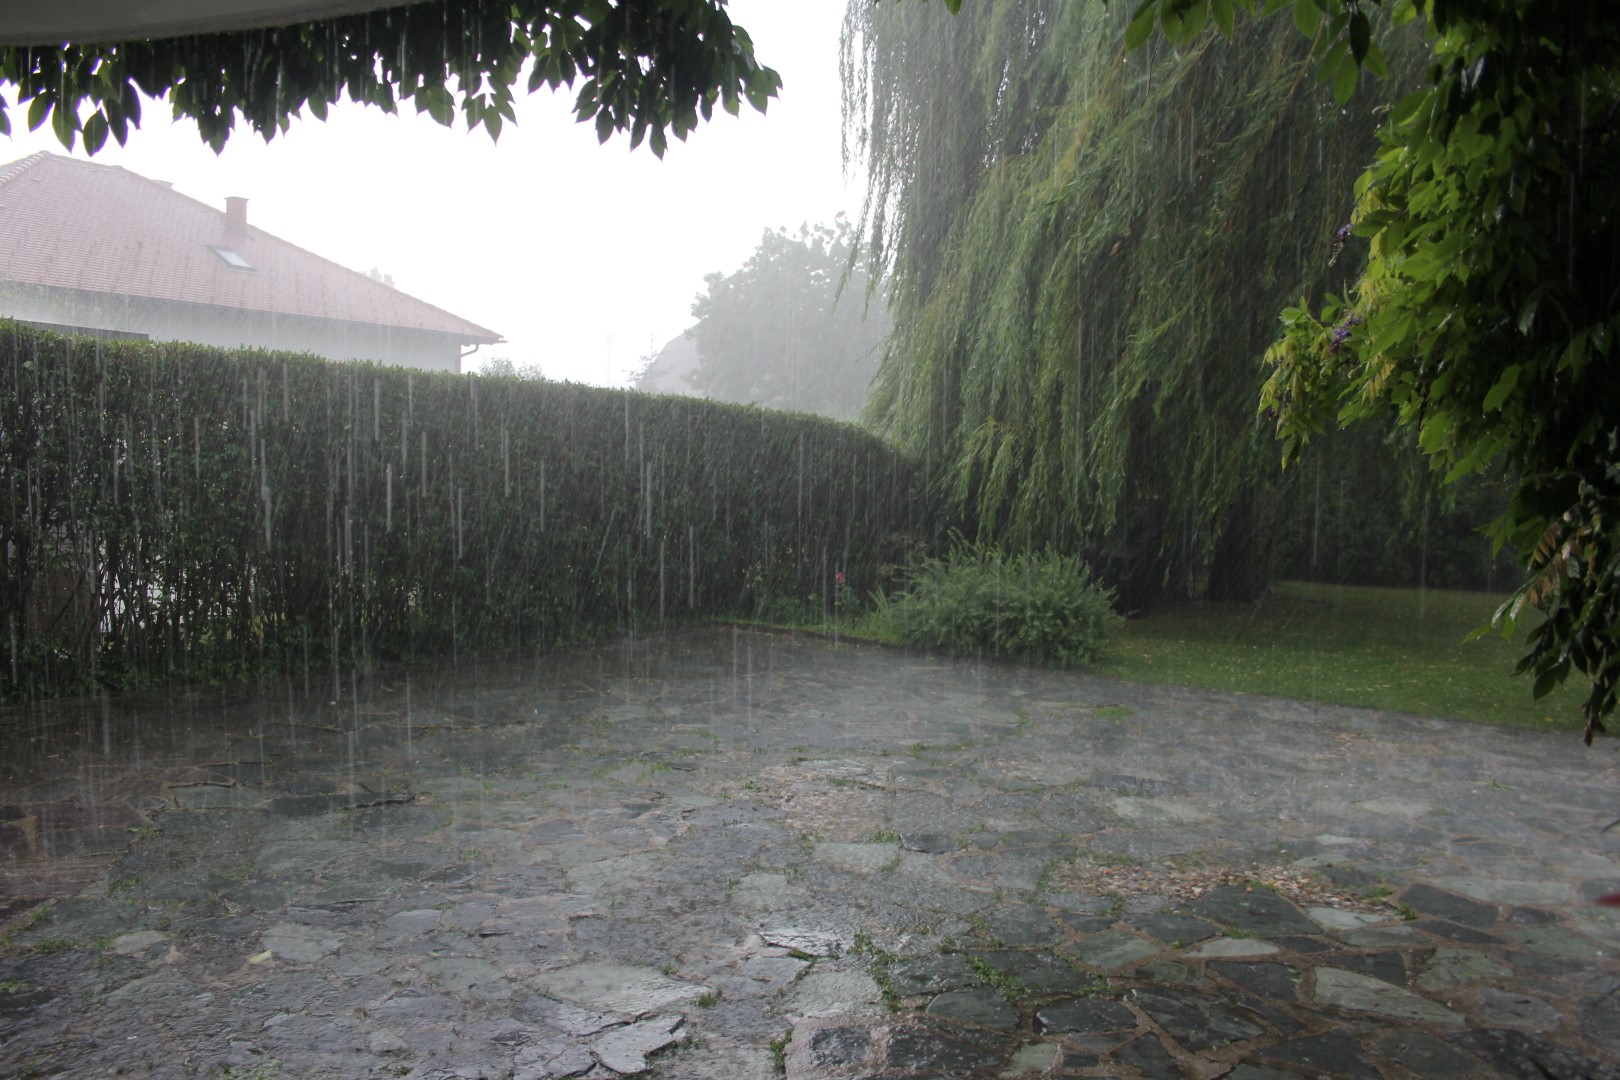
[836,570,846,585]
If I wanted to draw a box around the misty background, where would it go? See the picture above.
[0,2,858,392]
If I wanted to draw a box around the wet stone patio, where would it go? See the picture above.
[1,626,1618,1079]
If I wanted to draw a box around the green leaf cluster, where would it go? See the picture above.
[875,538,1122,665]
[0,0,782,156]
[0,321,932,699]
[1259,3,1620,740]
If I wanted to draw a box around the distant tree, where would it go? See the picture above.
[480,357,544,381]
[687,219,888,421]
[0,0,780,156]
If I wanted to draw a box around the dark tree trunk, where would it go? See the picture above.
[1206,488,1268,603]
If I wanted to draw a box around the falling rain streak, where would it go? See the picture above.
[0,327,929,699]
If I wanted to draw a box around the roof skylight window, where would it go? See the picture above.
[210,245,254,270]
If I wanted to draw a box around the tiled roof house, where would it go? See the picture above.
[0,151,500,371]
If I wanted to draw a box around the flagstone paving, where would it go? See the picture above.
[1,627,1617,1078]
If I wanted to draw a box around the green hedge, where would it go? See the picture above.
[0,323,933,697]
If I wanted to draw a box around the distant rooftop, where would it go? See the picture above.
[0,151,501,344]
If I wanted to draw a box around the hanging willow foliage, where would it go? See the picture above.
[843,0,1429,605]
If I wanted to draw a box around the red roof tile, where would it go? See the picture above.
[0,152,500,342]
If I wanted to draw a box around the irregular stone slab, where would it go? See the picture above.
[1472,988,1562,1031]
[757,925,844,957]
[254,839,351,875]
[1306,906,1383,932]
[1065,929,1159,971]
[1452,1027,1616,1080]
[969,950,1100,993]
[1209,962,1297,1001]
[1129,987,1264,1051]
[1004,1040,1061,1075]
[887,1022,1009,1073]
[889,954,979,995]
[1136,960,1209,988]
[109,930,168,957]
[1371,1030,1486,1076]
[926,988,1018,1032]
[1411,919,1500,945]
[1095,772,1183,797]
[104,973,202,1012]
[900,832,957,854]
[1329,950,1407,985]
[732,872,801,913]
[1509,926,1606,959]
[1267,935,1334,955]
[513,1036,594,1080]
[1034,998,1136,1035]
[568,852,664,893]
[264,793,397,817]
[591,1014,682,1074]
[260,922,344,963]
[739,953,810,991]
[421,957,512,1002]
[1114,1034,1178,1078]
[1264,1030,1378,1079]
[813,842,898,873]
[170,780,260,806]
[1581,985,1620,1057]
[1230,990,1305,1039]
[781,971,884,1018]
[1048,892,1118,916]
[1058,912,1117,935]
[805,1024,875,1071]
[1415,947,1512,991]
[1428,876,1568,907]
[1108,796,1211,825]
[794,759,879,780]
[366,1029,409,1055]
[1186,937,1280,959]
[983,905,1059,946]
[1506,906,1561,926]
[1313,968,1462,1025]
[1133,914,1218,945]
[1188,886,1319,936]
[1340,924,1424,947]
[1227,1067,1310,1080]
[370,906,437,945]
[1357,797,1432,818]
[1400,882,1499,928]
[322,949,389,978]
[531,998,621,1038]
[533,962,704,1017]
[1571,914,1620,950]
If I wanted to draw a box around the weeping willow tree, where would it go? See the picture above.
[843,0,1432,606]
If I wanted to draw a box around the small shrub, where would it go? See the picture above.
[876,542,1120,665]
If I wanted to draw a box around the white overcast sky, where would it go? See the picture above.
[0,2,860,386]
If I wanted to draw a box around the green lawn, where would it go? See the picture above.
[1092,581,1583,731]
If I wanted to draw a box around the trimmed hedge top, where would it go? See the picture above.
[0,323,932,697]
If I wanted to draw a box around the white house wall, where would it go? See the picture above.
[0,283,466,371]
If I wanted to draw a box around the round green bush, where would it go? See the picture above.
[877,543,1121,665]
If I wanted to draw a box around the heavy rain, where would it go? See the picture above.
[0,2,1618,1079]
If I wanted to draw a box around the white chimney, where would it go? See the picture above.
[225,196,248,231]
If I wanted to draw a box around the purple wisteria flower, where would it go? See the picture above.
[1329,222,1353,267]
[1327,312,1363,355]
